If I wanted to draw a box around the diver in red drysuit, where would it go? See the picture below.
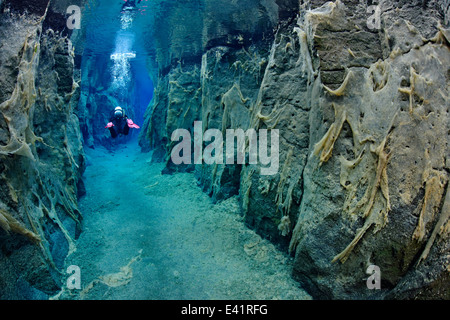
[105,106,140,139]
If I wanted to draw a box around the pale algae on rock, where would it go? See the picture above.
[288,0,449,299]
[0,0,85,299]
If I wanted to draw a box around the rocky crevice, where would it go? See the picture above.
[0,0,447,300]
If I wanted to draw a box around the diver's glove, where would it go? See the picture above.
[105,122,114,128]
[127,119,140,129]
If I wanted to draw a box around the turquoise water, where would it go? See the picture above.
[57,142,309,299]
[81,0,156,126]
[79,0,276,124]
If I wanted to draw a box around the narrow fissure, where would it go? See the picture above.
[0,0,449,302]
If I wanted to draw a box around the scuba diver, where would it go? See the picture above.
[121,0,142,12]
[105,106,140,139]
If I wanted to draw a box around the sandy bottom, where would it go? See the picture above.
[56,140,311,300]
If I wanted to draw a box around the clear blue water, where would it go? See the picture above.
[81,0,157,125]
[79,0,277,125]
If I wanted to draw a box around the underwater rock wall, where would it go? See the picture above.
[288,0,449,300]
[0,0,85,299]
[140,0,449,299]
